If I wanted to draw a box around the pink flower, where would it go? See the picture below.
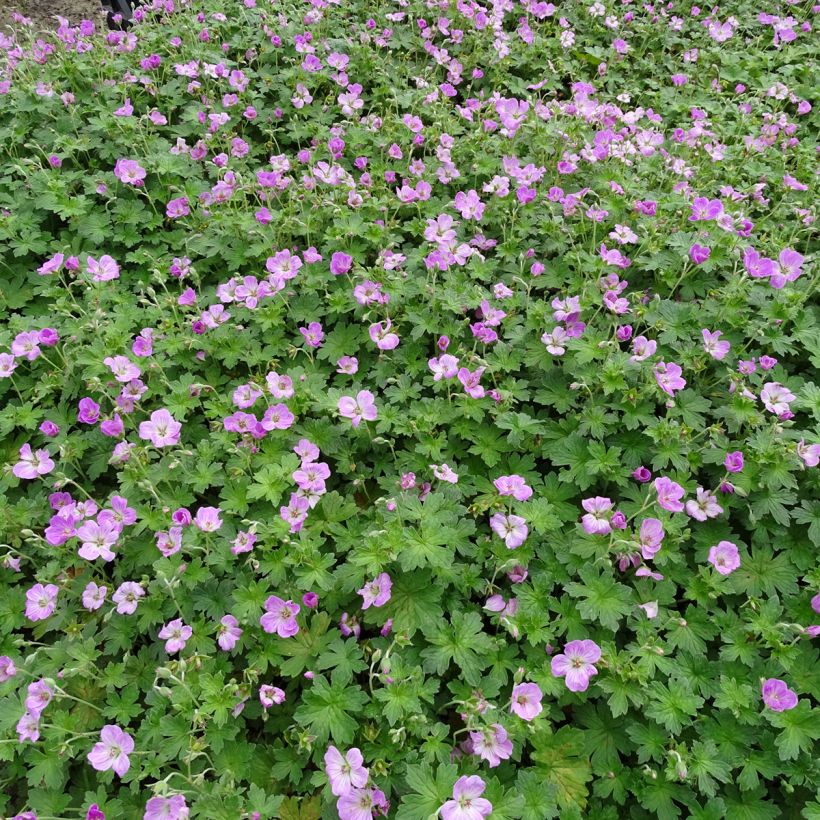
[760,382,795,416]
[138,409,182,447]
[260,596,300,637]
[630,335,657,362]
[429,354,459,380]
[143,795,189,820]
[541,327,569,355]
[369,320,400,350]
[104,355,142,382]
[12,331,41,360]
[324,745,369,796]
[440,775,492,820]
[0,655,16,682]
[685,487,723,521]
[193,506,222,532]
[259,684,286,708]
[299,321,325,348]
[551,639,602,692]
[702,329,731,360]
[337,788,388,820]
[25,680,54,716]
[25,583,59,621]
[266,372,295,399]
[166,196,190,219]
[724,451,744,472]
[82,582,108,611]
[12,444,54,479]
[330,252,353,276]
[432,463,459,483]
[113,158,146,185]
[797,441,820,468]
[689,196,723,221]
[77,518,120,562]
[654,361,686,396]
[469,723,513,768]
[158,618,193,653]
[112,582,144,614]
[689,243,711,264]
[509,682,543,720]
[217,615,242,650]
[453,189,485,220]
[87,725,134,777]
[357,572,392,608]
[78,397,101,424]
[761,678,798,711]
[655,476,686,512]
[639,518,664,560]
[489,513,528,548]
[338,391,377,427]
[581,497,613,535]
[708,540,740,575]
[494,474,533,501]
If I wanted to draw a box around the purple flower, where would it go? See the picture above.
[193,506,222,532]
[25,583,59,621]
[0,655,16,682]
[358,572,392,609]
[724,451,744,473]
[440,776,492,820]
[330,252,353,276]
[138,409,182,447]
[639,518,664,560]
[82,582,108,611]
[143,795,189,820]
[369,319,400,350]
[761,678,798,712]
[689,243,711,264]
[632,466,652,483]
[259,684,286,708]
[87,725,134,777]
[685,487,723,521]
[86,805,105,820]
[469,723,513,768]
[112,582,144,615]
[166,196,190,219]
[25,679,53,716]
[708,540,740,575]
[494,474,533,501]
[77,518,120,562]
[217,615,243,651]
[12,444,54,479]
[581,497,613,535]
[113,158,146,185]
[338,390,377,427]
[324,745,369,796]
[551,639,602,692]
[158,618,193,654]
[510,682,543,720]
[260,596,300,637]
[760,382,795,416]
[689,196,723,221]
[86,254,120,282]
[654,361,686,396]
[78,397,101,424]
[489,513,528,548]
[655,476,686,512]
[702,329,731,360]
[299,321,325,348]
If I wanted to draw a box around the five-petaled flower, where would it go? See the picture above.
[260,596,300,637]
[87,724,134,777]
[551,639,602,692]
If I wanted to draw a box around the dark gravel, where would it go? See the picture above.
[0,0,106,33]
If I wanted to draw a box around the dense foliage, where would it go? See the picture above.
[0,0,818,817]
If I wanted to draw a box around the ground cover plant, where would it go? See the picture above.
[0,0,818,817]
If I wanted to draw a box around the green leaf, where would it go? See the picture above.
[293,675,367,744]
